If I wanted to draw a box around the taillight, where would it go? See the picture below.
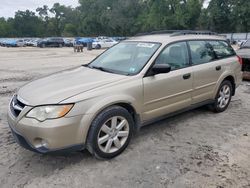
[237,55,243,65]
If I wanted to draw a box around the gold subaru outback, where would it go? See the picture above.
[7,31,242,159]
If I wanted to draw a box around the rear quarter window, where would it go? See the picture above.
[188,41,216,65]
[209,40,235,59]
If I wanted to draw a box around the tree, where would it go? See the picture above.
[49,3,66,36]
[205,0,234,32]
[231,0,250,32]
[0,0,249,37]
[13,10,44,37]
[0,17,9,37]
[36,5,50,37]
[63,23,77,36]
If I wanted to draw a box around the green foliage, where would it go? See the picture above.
[0,0,249,37]
[204,0,233,32]
[12,10,45,37]
[231,0,250,32]
[0,17,9,37]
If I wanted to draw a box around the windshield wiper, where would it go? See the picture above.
[83,64,131,76]
[89,65,117,74]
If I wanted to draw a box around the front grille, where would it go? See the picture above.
[10,95,26,117]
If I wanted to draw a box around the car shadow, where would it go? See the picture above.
[136,106,210,137]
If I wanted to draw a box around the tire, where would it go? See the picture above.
[86,106,134,159]
[95,44,101,49]
[210,80,233,113]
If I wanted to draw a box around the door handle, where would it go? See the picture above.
[216,66,221,71]
[183,73,191,80]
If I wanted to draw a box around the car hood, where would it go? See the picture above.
[18,66,127,106]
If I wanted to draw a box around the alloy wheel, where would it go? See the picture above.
[97,116,129,154]
[217,84,231,109]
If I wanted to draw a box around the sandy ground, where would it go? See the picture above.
[0,47,250,188]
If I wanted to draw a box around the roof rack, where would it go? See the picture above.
[135,30,218,37]
[135,30,180,36]
[170,30,218,36]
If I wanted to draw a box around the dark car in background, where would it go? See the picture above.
[38,37,65,48]
[237,39,250,80]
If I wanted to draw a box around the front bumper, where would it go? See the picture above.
[7,106,89,154]
[10,126,84,154]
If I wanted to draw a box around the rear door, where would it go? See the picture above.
[143,42,193,121]
[188,40,226,104]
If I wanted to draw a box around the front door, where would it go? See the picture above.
[142,42,193,121]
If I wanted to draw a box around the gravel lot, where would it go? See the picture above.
[0,47,250,188]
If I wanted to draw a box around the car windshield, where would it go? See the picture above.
[88,42,161,75]
[241,40,250,48]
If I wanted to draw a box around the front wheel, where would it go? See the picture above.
[86,106,134,159]
[210,80,233,113]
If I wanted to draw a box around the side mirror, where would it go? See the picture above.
[150,64,171,76]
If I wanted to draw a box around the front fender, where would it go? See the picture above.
[66,94,141,118]
[70,95,141,144]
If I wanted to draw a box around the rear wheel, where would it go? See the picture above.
[210,80,233,113]
[86,106,134,159]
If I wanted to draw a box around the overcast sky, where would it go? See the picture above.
[203,0,210,8]
[0,0,79,18]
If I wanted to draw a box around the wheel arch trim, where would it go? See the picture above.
[213,73,236,98]
[80,97,141,143]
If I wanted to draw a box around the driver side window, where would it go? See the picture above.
[155,42,189,70]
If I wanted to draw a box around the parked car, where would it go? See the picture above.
[237,39,250,79]
[237,40,247,47]
[64,38,74,47]
[112,37,127,41]
[25,39,33,46]
[0,38,7,46]
[25,39,40,47]
[16,39,26,47]
[37,37,65,48]
[75,37,94,46]
[6,39,17,47]
[92,38,118,49]
[8,31,242,159]
[4,39,25,47]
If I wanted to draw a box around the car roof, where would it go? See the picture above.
[127,34,226,44]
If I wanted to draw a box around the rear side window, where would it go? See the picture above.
[209,40,235,59]
[188,41,216,65]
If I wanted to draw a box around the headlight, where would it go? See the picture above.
[26,104,73,122]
